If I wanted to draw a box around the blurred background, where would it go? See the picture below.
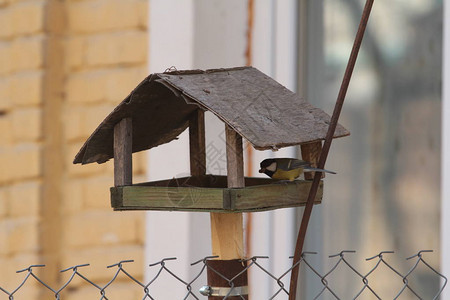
[0,0,445,299]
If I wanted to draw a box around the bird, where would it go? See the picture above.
[258,158,336,181]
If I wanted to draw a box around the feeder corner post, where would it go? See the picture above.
[301,141,324,180]
[189,109,206,176]
[114,117,132,187]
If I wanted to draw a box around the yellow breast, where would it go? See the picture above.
[271,168,303,181]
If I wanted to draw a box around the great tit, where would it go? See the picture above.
[259,158,336,181]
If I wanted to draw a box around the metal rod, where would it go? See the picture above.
[288,0,375,298]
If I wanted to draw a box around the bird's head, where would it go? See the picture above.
[259,158,277,174]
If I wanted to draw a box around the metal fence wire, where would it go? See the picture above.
[0,250,446,299]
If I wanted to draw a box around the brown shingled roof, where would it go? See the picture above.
[73,66,349,165]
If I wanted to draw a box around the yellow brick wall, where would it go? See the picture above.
[0,0,148,299]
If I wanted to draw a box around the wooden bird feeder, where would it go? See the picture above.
[73,66,349,213]
[73,66,349,298]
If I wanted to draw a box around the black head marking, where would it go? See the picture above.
[260,158,276,169]
[259,158,276,178]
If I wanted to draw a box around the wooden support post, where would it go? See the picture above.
[208,125,247,299]
[301,141,324,180]
[189,109,206,176]
[210,125,245,260]
[114,118,132,186]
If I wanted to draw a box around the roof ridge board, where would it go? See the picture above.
[204,66,252,74]
[162,69,204,75]
[160,66,252,76]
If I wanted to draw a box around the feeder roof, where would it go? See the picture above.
[73,66,349,165]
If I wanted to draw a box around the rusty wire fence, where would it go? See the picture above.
[0,250,446,299]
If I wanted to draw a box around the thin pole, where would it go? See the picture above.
[288,0,374,298]
[245,0,254,259]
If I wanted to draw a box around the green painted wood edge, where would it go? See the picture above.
[110,180,323,212]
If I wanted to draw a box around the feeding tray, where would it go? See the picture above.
[111,175,322,212]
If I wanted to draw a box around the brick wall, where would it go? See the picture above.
[0,0,148,299]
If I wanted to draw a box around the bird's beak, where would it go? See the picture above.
[259,168,265,173]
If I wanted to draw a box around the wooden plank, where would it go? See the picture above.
[110,180,322,212]
[210,126,245,260]
[189,109,206,176]
[232,181,323,211]
[114,118,132,186]
[301,141,324,180]
[112,186,224,209]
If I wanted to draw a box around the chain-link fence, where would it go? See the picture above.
[0,250,446,299]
